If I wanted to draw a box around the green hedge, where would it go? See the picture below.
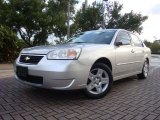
[144,41,160,54]
[0,25,27,63]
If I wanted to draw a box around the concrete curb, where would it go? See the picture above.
[0,64,14,79]
[0,64,13,70]
[151,54,160,58]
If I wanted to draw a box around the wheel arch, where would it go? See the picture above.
[91,57,112,71]
[146,57,149,64]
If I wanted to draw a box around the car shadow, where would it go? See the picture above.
[113,75,138,85]
[24,86,86,101]
[21,75,142,101]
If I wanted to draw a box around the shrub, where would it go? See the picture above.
[0,25,27,63]
[151,42,160,54]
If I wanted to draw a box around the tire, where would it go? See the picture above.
[137,59,149,79]
[84,63,113,99]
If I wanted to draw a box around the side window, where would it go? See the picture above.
[130,34,143,47]
[116,31,131,45]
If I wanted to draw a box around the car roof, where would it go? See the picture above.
[85,29,127,33]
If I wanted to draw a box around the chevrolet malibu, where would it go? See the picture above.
[14,29,151,98]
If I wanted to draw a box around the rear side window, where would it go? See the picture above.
[116,31,131,45]
[130,34,143,47]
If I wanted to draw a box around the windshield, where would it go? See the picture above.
[68,30,117,44]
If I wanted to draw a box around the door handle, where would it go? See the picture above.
[131,49,135,53]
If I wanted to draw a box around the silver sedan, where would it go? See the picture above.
[14,29,151,98]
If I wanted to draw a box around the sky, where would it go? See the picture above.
[77,0,160,42]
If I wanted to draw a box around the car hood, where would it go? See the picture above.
[21,43,111,54]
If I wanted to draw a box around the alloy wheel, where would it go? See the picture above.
[86,68,109,95]
[143,61,149,77]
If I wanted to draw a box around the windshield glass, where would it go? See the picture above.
[68,30,117,44]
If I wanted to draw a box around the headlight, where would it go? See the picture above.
[47,48,81,60]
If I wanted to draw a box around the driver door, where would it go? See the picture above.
[114,31,136,77]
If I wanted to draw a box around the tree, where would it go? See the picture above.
[0,0,50,46]
[105,1,148,34]
[72,4,103,33]
[0,0,78,46]
[144,40,152,48]
[47,0,78,44]
[144,40,160,54]
[0,25,23,62]
[73,1,148,34]
[151,41,160,54]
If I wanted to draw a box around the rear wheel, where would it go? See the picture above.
[137,60,149,79]
[85,63,113,99]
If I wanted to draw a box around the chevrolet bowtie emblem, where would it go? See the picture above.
[25,56,30,61]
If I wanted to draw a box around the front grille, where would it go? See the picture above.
[19,55,43,64]
[17,75,43,84]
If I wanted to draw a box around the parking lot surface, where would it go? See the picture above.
[0,56,160,120]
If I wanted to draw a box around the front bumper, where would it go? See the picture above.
[14,54,90,90]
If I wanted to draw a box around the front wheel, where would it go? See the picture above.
[84,63,113,99]
[137,60,149,79]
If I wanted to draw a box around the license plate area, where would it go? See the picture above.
[16,66,28,77]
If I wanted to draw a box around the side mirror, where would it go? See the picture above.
[115,41,123,46]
